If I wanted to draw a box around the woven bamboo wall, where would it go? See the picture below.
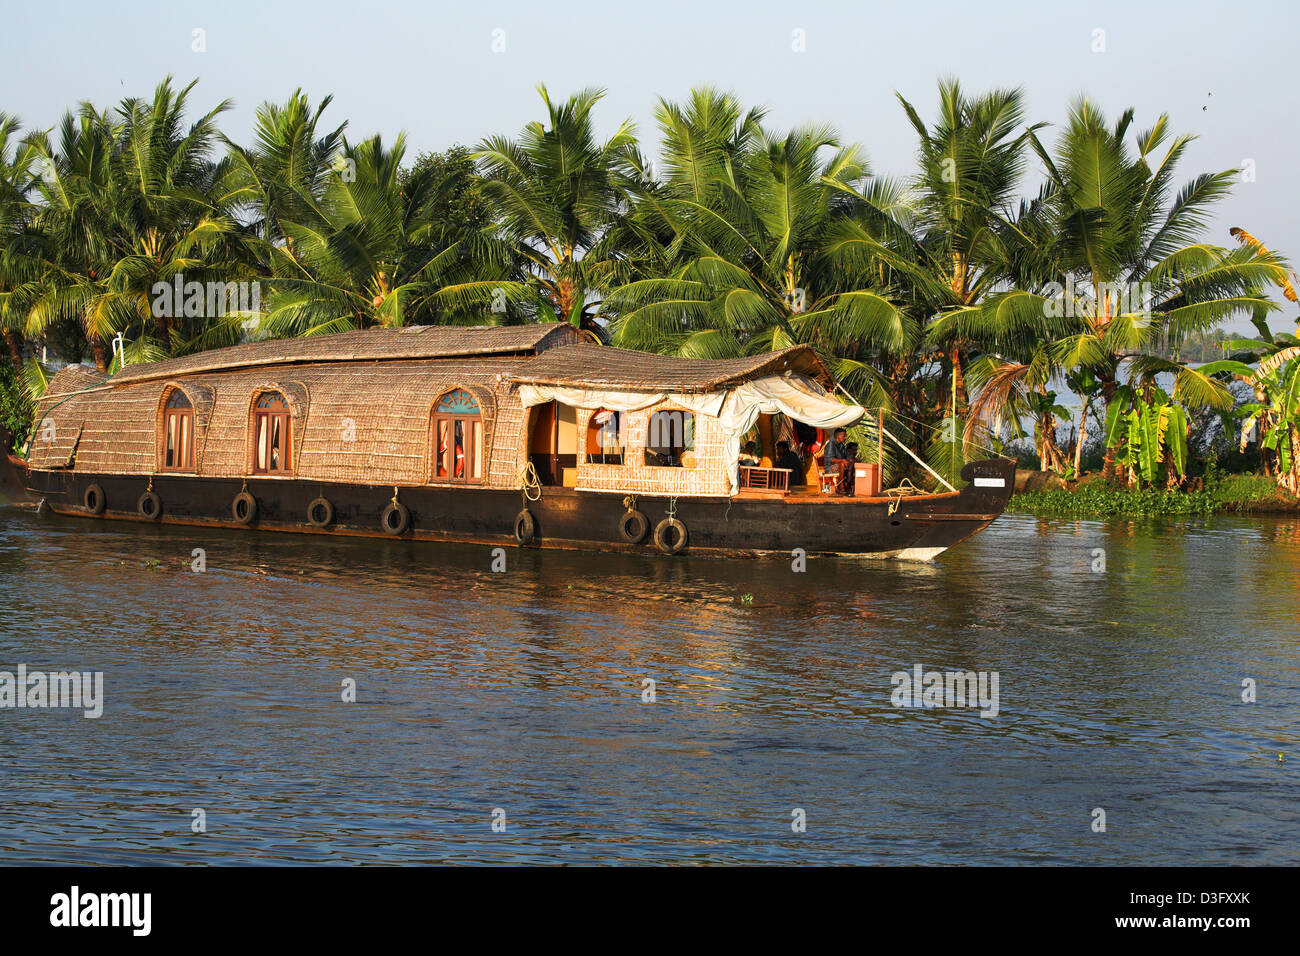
[570,402,730,497]
[492,384,529,487]
[33,358,532,488]
[29,337,740,498]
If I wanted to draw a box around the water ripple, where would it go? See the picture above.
[0,508,1297,864]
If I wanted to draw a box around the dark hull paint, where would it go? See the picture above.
[17,458,1016,559]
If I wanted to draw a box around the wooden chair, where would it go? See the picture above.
[740,465,792,494]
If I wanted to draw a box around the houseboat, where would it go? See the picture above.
[1,324,1014,559]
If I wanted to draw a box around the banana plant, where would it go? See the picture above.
[1064,367,1103,475]
[1103,385,1190,487]
[1238,348,1300,492]
[1026,389,1071,473]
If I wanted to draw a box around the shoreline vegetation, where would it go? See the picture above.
[2,76,1299,515]
[1009,472,1298,517]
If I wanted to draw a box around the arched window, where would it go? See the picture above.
[432,388,483,482]
[161,389,194,472]
[586,409,623,465]
[646,409,694,467]
[253,392,292,475]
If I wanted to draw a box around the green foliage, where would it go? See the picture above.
[475,85,643,329]
[1009,472,1289,517]
[0,76,1294,493]
[1204,473,1282,510]
[1237,350,1300,487]
[957,98,1284,478]
[0,362,31,450]
[1103,386,1190,485]
[1009,484,1219,516]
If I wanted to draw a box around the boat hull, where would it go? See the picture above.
[18,458,1016,560]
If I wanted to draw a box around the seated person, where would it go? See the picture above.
[774,441,804,486]
[794,421,819,458]
[738,440,761,466]
[823,427,854,496]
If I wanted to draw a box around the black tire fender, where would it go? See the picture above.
[618,509,649,544]
[306,496,335,528]
[381,500,411,535]
[137,490,162,521]
[514,508,536,545]
[83,483,107,515]
[653,517,688,555]
[231,490,258,525]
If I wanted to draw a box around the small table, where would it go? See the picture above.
[739,466,792,493]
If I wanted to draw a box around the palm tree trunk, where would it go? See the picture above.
[950,344,966,414]
[91,337,108,372]
[1284,431,1294,494]
[1074,398,1089,475]
[1099,378,1119,481]
[2,330,23,369]
[1047,439,1067,474]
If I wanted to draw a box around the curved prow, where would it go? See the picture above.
[887,458,1017,560]
[957,457,1017,513]
[0,427,35,507]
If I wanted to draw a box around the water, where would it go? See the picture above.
[1,506,1297,864]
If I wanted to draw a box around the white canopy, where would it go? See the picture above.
[518,372,865,494]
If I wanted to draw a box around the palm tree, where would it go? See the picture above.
[475,85,644,331]
[897,80,1043,413]
[21,78,251,367]
[0,112,42,368]
[257,132,509,336]
[223,90,347,252]
[951,100,1287,477]
[20,103,118,370]
[603,89,912,407]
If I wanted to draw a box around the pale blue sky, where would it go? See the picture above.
[4,0,1297,331]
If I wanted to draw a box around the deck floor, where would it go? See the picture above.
[735,486,954,504]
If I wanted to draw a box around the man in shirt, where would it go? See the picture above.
[775,441,804,487]
[823,428,854,495]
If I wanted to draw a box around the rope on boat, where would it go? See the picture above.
[831,383,958,493]
[517,460,542,503]
[869,406,1004,460]
[883,478,923,515]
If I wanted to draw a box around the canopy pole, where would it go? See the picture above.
[880,425,957,493]
[877,409,883,468]
[832,382,958,493]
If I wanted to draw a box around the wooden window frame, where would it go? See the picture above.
[645,408,696,468]
[431,389,485,484]
[160,390,196,473]
[586,409,625,465]
[252,392,294,476]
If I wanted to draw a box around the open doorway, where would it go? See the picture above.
[528,400,578,486]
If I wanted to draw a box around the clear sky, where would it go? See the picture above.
[3,0,1296,330]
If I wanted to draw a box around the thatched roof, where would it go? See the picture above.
[42,364,109,398]
[110,324,586,385]
[504,344,833,393]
